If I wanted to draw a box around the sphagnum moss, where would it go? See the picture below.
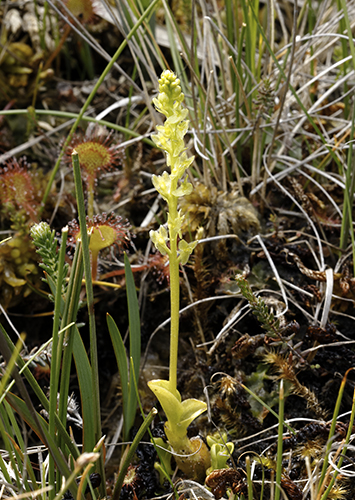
[148,70,210,480]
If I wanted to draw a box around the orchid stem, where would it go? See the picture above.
[168,200,179,393]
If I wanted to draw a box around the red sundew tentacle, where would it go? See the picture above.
[100,265,148,280]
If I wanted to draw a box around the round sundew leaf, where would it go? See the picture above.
[65,129,122,188]
[67,212,130,260]
[75,142,112,178]
[88,225,117,253]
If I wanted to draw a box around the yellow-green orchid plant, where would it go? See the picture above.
[206,432,234,475]
[148,70,210,480]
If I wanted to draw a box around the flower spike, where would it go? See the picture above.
[148,71,208,480]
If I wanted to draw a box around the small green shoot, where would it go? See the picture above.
[206,432,234,474]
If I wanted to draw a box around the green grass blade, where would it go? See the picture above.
[48,226,68,498]
[0,335,24,396]
[106,313,129,440]
[111,407,158,500]
[72,151,105,495]
[72,326,95,452]
[57,240,84,451]
[240,381,295,435]
[2,400,38,491]
[340,101,355,258]
[245,456,253,500]
[0,451,11,484]
[317,368,353,494]
[247,0,343,175]
[5,392,79,499]
[0,109,155,146]
[0,403,25,488]
[0,330,79,456]
[106,256,141,441]
[320,372,355,500]
[274,380,284,500]
[125,253,141,437]
[124,253,141,388]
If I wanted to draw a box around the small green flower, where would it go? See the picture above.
[152,70,186,118]
[178,239,198,265]
[173,176,193,197]
[149,226,170,256]
[151,70,194,201]
[151,171,171,201]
